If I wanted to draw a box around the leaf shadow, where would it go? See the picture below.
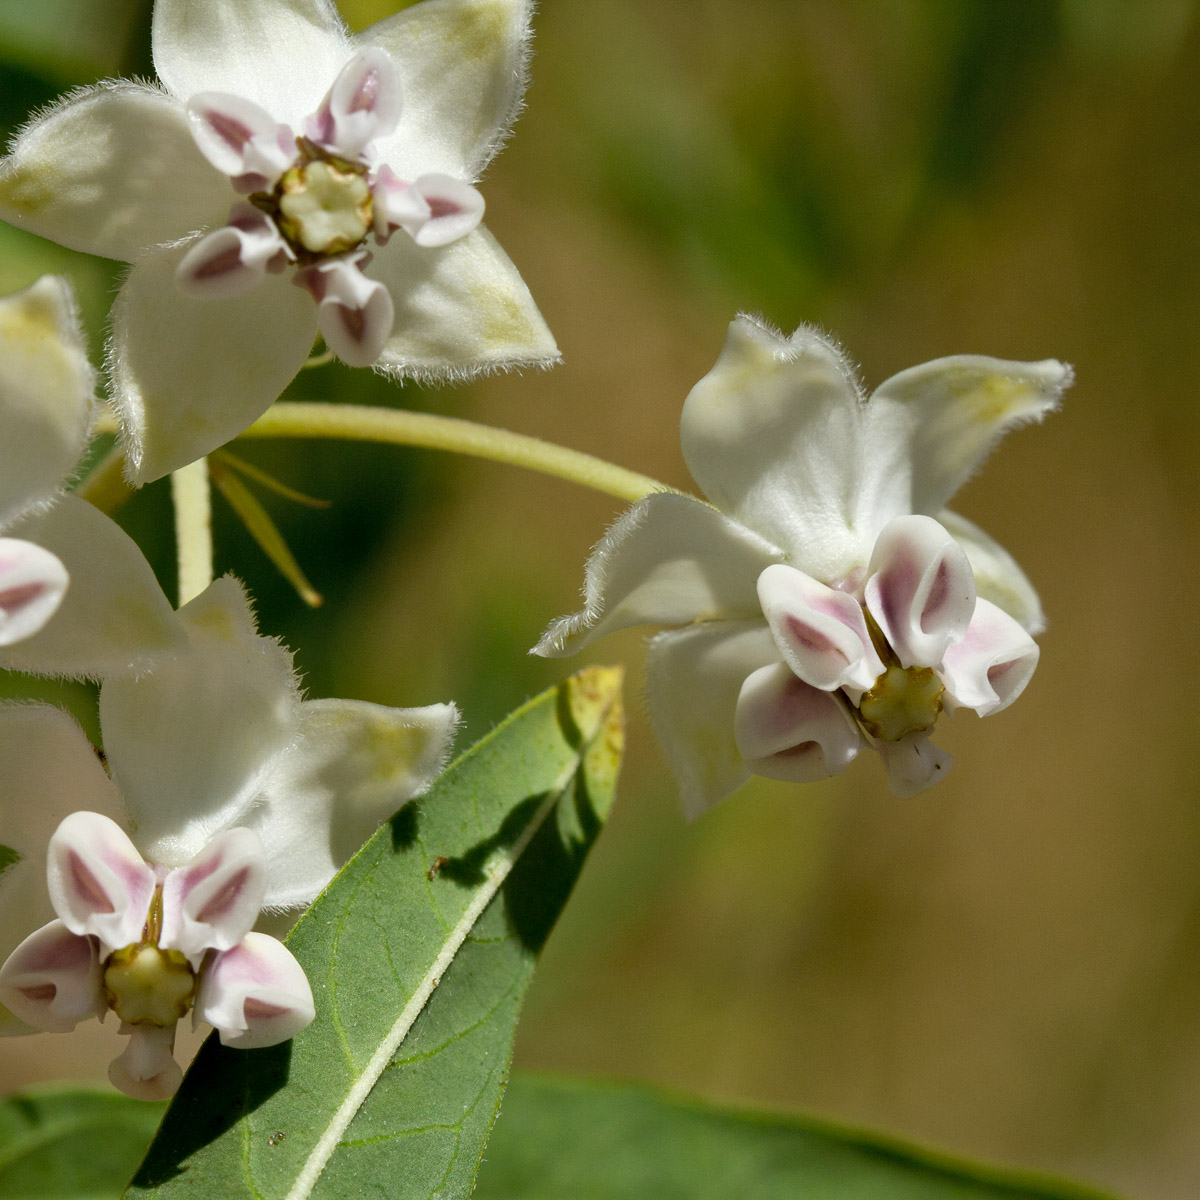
[129,1037,293,1188]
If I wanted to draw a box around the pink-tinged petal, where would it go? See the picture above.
[108,1024,182,1101]
[645,621,780,819]
[535,492,783,659]
[734,662,863,784]
[0,919,103,1033]
[407,174,484,247]
[197,932,314,1049]
[940,597,1039,717]
[152,0,350,128]
[307,47,402,159]
[372,166,432,243]
[160,828,267,968]
[0,539,68,647]
[680,316,912,581]
[0,82,230,261]
[176,205,291,299]
[297,256,394,368]
[47,812,155,955]
[864,514,976,670]
[757,563,883,694]
[110,240,316,484]
[186,93,295,190]
[875,733,953,798]
[360,0,533,180]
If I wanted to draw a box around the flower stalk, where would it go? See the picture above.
[170,457,214,606]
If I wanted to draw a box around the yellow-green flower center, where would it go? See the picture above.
[277,159,373,255]
[102,944,195,1026]
[857,664,944,742]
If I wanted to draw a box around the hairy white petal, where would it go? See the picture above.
[872,355,1071,516]
[360,0,533,180]
[940,598,1040,717]
[0,920,103,1034]
[47,812,155,956]
[535,492,783,658]
[0,82,229,260]
[734,662,863,784]
[152,0,350,128]
[0,276,93,524]
[680,315,910,580]
[198,932,314,1048]
[645,621,779,819]
[865,515,976,670]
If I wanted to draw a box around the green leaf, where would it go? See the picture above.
[475,1075,1122,1200]
[0,842,19,879]
[127,666,626,1200]
[0,1089,163,1200]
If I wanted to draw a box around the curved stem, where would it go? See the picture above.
[238,403,667,503]
[171,457,213,606]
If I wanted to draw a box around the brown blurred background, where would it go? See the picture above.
[2,1,1200,1196]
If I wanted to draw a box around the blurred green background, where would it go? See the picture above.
[2,1,1199,1196]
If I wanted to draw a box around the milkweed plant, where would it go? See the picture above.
[0,3,1105,1199]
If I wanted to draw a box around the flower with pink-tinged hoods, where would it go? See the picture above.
[0,0,558,484]
[0,275,184,673]
[535,316,1069,813]
[0,576,460,1097]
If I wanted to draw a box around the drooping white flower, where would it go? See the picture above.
[535,316,1070,813]
[0,0,558,484]
[0,576,459,1097]
[0,275,184,672]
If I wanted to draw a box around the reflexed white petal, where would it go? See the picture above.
[176,205,290,299]
[110,240,316,484]
[0,276,92,523]
[0,540,67,647]
[307,47,402,159]
[938,509,1045,635]
[871,355,1071,516]
[535,493,783,658]
[369,226,558,381]
[864,515,975,670]
[197,932,314,1048]
[756,563,884,693]
[0,82,230,260]
[152,0,350,129]
[408,174,485,247]
[0,920,103,1033]
[109,1024,182,1101]
[940,598,1039,717]
[680,315,911,581]
[99,577,299,867]
[361,0,532,180]
[734,662,863,784]
[0,705,125,965]
[47,812,155,955]
[160,828,267,968]
[250,698,458,909]
[186,93,295,189]
[298,257,395,368]
[645,621,779,819]
[875,733,953,799]
[0,495,185,678]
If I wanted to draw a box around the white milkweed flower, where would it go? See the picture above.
[535,316,1070,814]
[0,0,558,484]
[0,275,184,672]
[0,577,460,1098]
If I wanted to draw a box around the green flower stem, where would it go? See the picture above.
[237,403,668,503]
[171,457,214,607]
